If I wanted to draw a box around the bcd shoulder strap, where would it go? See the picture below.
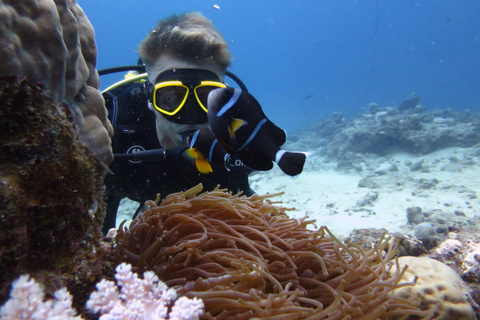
[103,82,160,156]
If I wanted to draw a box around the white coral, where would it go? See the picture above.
[1,264,204,320]
[0,275,83,320]
[169,297,204,320]
[86,263,204,320]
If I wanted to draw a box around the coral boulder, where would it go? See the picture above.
[0,0,113,163]
[0,76,107,308]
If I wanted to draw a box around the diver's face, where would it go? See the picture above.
[147,56,224,149]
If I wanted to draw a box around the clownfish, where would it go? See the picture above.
[207,88,306,176]
[185,127,227,174]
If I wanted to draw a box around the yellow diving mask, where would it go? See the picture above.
[147,69,226,123]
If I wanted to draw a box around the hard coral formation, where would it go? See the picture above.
[114,185,432,319]
[87,263,204,320]
[0,275,83,320]
[430,230,480,316]
[344,228,480,318]
[390,257,477,320]
[0,0,113,163]
[0,263,204,320]
[0,76,107,309]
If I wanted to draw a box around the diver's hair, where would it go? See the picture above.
[138,12,232,72]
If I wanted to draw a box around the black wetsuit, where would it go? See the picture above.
[102,80,253,233]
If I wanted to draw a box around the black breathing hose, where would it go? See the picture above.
[113,146,190,162]
[98,65,146,76]
[98,66,248,92]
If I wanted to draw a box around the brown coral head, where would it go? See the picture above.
[0,75,108,309]
[114,184,431,319]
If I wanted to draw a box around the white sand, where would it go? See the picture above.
[250,146,480,239]
[117,146,480,240]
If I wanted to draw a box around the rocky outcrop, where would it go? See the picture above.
[295,95,480,161]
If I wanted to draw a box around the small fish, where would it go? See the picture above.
[207,88,306,176]
[186,127,227,174]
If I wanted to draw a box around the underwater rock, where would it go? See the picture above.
[396,234,431,257]
[303,97,480,160]
[397,93,421,111]
[337,152,366,172]
[431,229,480,281]
[462,241,480,282]
[434,238,463,256]
[0,0,113,163]
[408,159,424,171]
[355,191,379,207]
[406,206,425,224]
[414,222,436,241]
[344,228,389,249]
[0,76,108,310]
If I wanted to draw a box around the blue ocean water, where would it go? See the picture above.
[80,0,480,133]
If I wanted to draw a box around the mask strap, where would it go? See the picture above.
[145,80,154,103]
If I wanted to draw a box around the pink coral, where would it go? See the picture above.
[0,275,83,320]
[1,263,204,320]
[86,263,204,320]
[168,297,205,320]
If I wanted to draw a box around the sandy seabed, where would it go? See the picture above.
[250,145,480,240]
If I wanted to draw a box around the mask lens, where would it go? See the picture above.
[154,86,187,114]
[195,83,226,111]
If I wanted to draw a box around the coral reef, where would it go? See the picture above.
[291,95,480,161]
[430,229,480,316]
[0,76,108,310]
[344,228,480,318]
[0,0,113,163]
[113,185,432,319]
[390,256,477,320]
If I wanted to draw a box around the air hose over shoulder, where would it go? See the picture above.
[113,146,188,162]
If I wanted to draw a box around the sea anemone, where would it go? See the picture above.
[113,184,431,319]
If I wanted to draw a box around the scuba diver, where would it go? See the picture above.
[100,13,254,233]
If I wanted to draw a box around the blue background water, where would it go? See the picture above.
[80,0,480,133]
